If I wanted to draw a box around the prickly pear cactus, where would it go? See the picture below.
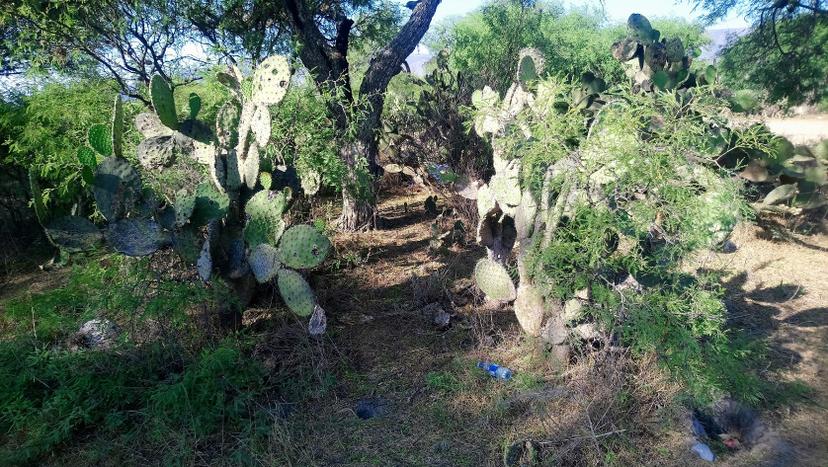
[39,56,332,333]
[466,39,746,360]
[611,13,704,93]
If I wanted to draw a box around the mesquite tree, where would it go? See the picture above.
[467,22,754,360]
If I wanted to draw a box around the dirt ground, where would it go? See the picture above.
[761,114,828,145]
[265,190,828,466]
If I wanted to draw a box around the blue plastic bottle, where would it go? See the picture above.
[477,361,512,380]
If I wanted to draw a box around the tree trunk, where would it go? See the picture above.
[338,142,376,230]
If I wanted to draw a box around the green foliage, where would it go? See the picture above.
[269,82,348,192]
[426,2,708,94]
[472,49,771,400]
[718,14,828,105]
[0,339,267,464]
[0,80,119,212]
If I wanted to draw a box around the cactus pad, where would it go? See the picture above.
[171,228,200,264]
[191,182,229,226]
[217,71,241,93]
[111,95,124,158]
[243,144,260,189]
[384,164,402,174]
[216,100,241,149]
[93,157,142,221]
[134,112,172,138]
[77,146,98,168]
[106,218,170,256]
[249,243,282,283]
[188,92,201,120]
[300,170,321,196]
[225,150,243,190]
[259,171,273,190]
[277,269,316,317]
[474,258,516,301]
[276,225,331,269]
[308,304,327,336]
[150,74,179,130]
[45,215,102,252]
[513,283,544,336]
[244,215,286,248]
[246,189,289,219]
[174,189,196,227]
[251,105,272,148]
[197,238,212,281]
[137,135,176,169]
[252,55,291,106]
[88,124,112,157]
[489,173,521,207]
[763,183,797,205]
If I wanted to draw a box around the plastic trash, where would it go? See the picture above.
[691,441,715,462]
[477,361,513,380]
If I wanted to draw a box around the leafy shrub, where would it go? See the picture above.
[469,43,765,402]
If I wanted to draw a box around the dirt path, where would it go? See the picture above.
[762,114,828,145]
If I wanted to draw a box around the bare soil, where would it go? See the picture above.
[761,114,828,145]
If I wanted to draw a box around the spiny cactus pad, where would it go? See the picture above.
[174,189,196,227]
[106,218,169,256]
[191,183,229,226]
[252,55,291,106]
[245,216,286,249]
[249,243,282,283]
[150,74,179,130]
[243,144,260,189]
[93,157,142,221]
[188,92,201,120]
[197,238,212,281]
[474,258,516,301]
[300,170,321,196]
[246,189,288,219]
[111,95,124,158]
[171,228,200,264]
[259,171,272,190]
[489,173,522,207]
[77,146,97,168]
[137,135,176,169]
[88,124,112,157]
[216,101,241,149]
[251,105,272,148]
[276,225,331,270]
[45,215,102,252]
[277,269,316,317]
[135,112,172,138]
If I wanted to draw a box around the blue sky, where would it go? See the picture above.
[432,0,749,29]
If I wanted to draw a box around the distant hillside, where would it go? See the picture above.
[701,28,750,61]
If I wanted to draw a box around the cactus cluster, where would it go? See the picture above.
[466,38,745,358]
[612,13,715,93]
[739,136,828,211]
[35,56,331,332]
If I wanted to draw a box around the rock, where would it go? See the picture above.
[422,303,451,327]
[562,298,583,323]
[691,441,715,462]
[719,240,738,253]
[73,318,119,349]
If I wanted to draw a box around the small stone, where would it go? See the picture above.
[720,240,738,253]
[691,441,715,462]
[74,318,119,349]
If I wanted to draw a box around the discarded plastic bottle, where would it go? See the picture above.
[477,361,512,380]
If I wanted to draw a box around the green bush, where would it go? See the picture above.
[0,339,267,464]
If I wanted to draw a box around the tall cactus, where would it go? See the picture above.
[44,56,331,333]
